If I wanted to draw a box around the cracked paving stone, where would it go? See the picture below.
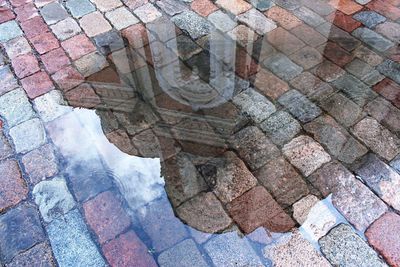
[157,239,207,267]
[319,224,387,267]
[9,118,46,154]
[6,242,55,267]
[232,126,280,171]
[352,117,400,161]
[254,157,309,207]
[0,160,28,212]
[176,192,232,233]
[172,11,213,39]
[198,151,258,203]
[232,88,276,123]
[204,231,263,266]
[33,176,76,222]
[21,144,59,185]
[263,53,303,81]
[355,154,400,211]
[47,209,106,267]
[283,135,331,176]
[366,212,400,267]
[0,203,45,263]
[278,90,321,123]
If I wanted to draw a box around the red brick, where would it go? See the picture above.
[267,27,305,55]
[365,212,400,267]
[64,83,101,108]
[14,3,38,22]
[329,0,363,15]
[0,8,16,23]
[52,66,84,91]
[254,68,289,100]
[0,160,28,212]
[20,16,49,38]
[6,242,54,267]
[121,24,151,49]
[320,41,353,67]
[30,32,59,54]
[191,0,218,17]
[373,78,400,108]
[327,11,362,32]
[227,186,295,234]
[41,48,70,74]
[9,0,30,7]
[21,71,54,99]
[83,191,131,244]
[11,53,40,78]
[235,47,259,79]
[102,231,157,267]
[266,6,302,30]
[61,34,96,61]
[367,0,400,21]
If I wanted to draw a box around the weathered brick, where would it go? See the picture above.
[0,160,28,212]
[278,90,321,123]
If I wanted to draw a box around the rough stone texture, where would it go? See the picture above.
[207,10,237,32]
[33,176,76,222]
[21,71,54,99]
[156,0,187,16]
[33,90,72,122]
[0,88,35,127]
[40,2,68,25]
[50,17,81,41]
[216,0,252,15]
[293,194,319,224]
[5,242,55,267]
[176,192,232,233]
[263,53,303,81]
[106,7,139,30]
[267,27,305,55]
[254,157,309,207]
[378,60,400,85]
[47,209,106,267]
[283,135,331,176]
[79,11,112,37]
[345,59,384,86]
[355,154,400,211]
[21,144,59,185]
[266,6,301,30]
[352,117,400,161]
[83,191,131,244]
[227,186,295,233]
[0,160,28,212]
[0,66,19,96]
[232,88,276,123]
[0,20,23,42]
[264,231,331,267]
[365,212,400,267]
[90,0,122,11]
[278,90,322,123]
[232,126,280,170]
[66,0,95,18]
[4,37,31,57]
[11,53,40,78]
[352,27,394,52]
[309,161,388,231]
[0,132,13,160]
[93,30,125,55]
[254,68,289,100]
[353,11,386,28]
[134,3,162,23]
[197,151,258,203]
[41,48,71,74]
[138,198,187,252]
[157,239,208,267]
[319,224,387,267]
[74,51,109,77]
[0,203,45,263]
[172,11,212,39]
[333,74,377,106]
[204,231,263,266]
[260,111,301,145]
[9,118,46,154]
[238,8,276,34]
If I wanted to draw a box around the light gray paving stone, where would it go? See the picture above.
[158,239,208,267]
[204,232,264,266]
[66,0,96,18]
[260,110,301,145]
[278,90,321,123]
[34,90,72,122]
[0,21,23,43]
[249,0,275,11]
[105,7,139,30]
[74,51,109,77]
[237,8,276,35]
[333,74,377,106]
[356,154,400,211]
[352,27,394,52]
[47,209,106,267]
[207,10,237,32]
[4,36,31,59]
[50,17,81,41]
[273,0,300,10]
[232,88,276,123]
[133,3,162,23]
[319,224,388,267]
[40,2,69,25]
[172,11,213,39]
[0,132,12,161]
[9,118,46,154]
[293,7,325,27]
[0,88,35,127]
[263,53,303,81]
[33,176,76,222]
[378,59,400,85]
[353,11,386,28]
[156,0,187,16]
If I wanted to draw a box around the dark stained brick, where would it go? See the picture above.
[373,78,400,108]
[83,191,131,244]
[227,186,295,234]
[0,203,45,263]
[6,242,55,267]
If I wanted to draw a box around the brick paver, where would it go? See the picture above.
[1,0,400,265]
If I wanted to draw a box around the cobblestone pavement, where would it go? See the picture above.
[1,0,400,266]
